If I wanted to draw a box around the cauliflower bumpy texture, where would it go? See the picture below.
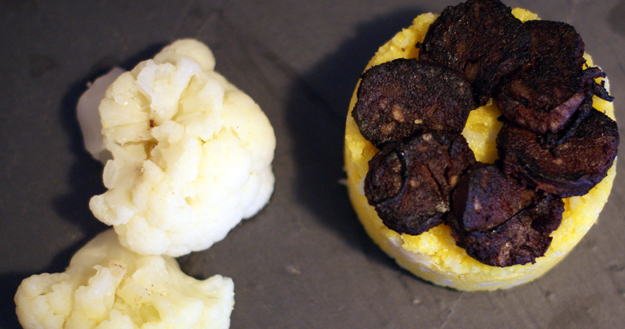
[89,39,276,256]
[15,230,234,329]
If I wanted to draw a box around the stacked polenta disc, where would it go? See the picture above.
[344,8,617,291]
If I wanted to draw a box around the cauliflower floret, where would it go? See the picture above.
[15,230,234,329]
[87,39,276,256]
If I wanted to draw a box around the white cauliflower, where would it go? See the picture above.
[87,39,276,256]
[15,230,234,329]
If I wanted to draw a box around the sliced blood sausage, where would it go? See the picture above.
[419,0,531,106]
[450,194,564,267]
[449,163,541,232]
[497,109,619,197]
[352,58,473,146]
[494,20,595,134]
[365,131,475,235]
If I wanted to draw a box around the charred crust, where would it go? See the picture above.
[583,66,613,102]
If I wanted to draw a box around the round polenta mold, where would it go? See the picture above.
[343,9,617,291]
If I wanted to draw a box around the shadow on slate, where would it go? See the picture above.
[1,43,170,329]
[52,43,167,241]
[2,273,32,328]
[608,0,625,38]
[285,8,425,266]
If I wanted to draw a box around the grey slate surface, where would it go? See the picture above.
[1,0,624,328]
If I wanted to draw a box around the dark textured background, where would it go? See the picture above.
[1,0,624,328]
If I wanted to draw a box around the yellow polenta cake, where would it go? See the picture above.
[344,9,617,291]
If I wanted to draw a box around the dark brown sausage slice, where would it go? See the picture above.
[419,0,531,106]
[497,109,619,197]
[365,131,475,235]
[450,194,564,267]
[495,20,592,134]
[352,58,473,146]
[449,163,541,232]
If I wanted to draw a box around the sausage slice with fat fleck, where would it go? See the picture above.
[365,131,475,235]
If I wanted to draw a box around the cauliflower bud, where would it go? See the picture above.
[89,39,276,256]
[15,229,234,329]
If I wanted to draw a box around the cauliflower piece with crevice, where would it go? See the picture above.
[88,39,276,256]
[15,229,234,329]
